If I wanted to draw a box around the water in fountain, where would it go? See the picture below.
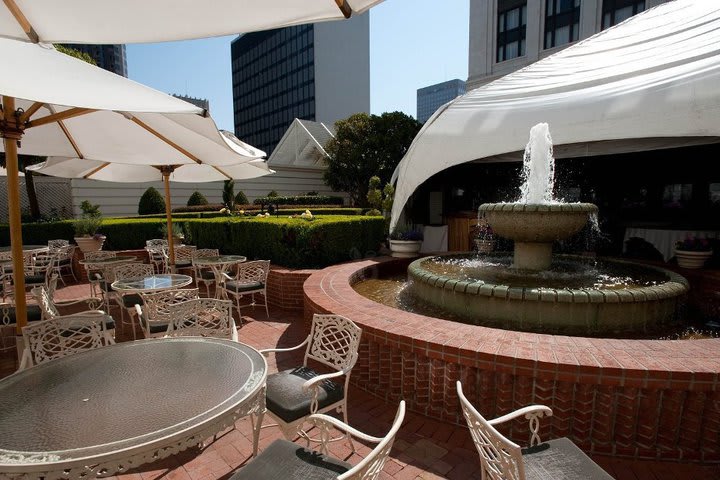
[518,122,556,204]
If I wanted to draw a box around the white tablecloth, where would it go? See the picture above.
[623,228,720,261]
[421,225,448,253]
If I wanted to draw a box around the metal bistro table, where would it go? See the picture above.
[0,337,267,479]
[192,255,246,299]
[111,273,193,294]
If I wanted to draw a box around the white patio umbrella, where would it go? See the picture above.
[0,0,384,43]
[0,38,263,331]
[27,157,274,267]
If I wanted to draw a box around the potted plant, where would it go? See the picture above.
[472,218,495,253]
[159,223,186,245]
[389,227,424,258]
[72,215,105,253]
[674,237,713,269]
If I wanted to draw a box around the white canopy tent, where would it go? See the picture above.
[390,0,720,229]
[0,38,264,331]
[0,0,384,43]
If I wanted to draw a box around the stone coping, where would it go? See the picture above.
[479,202,599,213]
[304,257,720,391]
[408,254,689,303]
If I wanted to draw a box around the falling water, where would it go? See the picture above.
[518,123,556,204]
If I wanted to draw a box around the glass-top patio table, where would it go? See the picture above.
[0,337,267,479]
[78,255,138,267]
[192,255,246,299]
[111,273,193,293]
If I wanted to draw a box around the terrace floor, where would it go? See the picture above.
[2,281,719,480]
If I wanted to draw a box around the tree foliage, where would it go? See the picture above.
[138,187,166,215]
[234,190,249,205]
[187,191,209,206]
[222,180,235,209]
[323,112,421,206]
[54,45,97,65]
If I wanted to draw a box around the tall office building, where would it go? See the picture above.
[231,15,370,155]
[59,44,127,77]
[417,79,466,123]
[468,0,668,89]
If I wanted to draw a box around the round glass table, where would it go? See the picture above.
[111,274,193,293]
[0,338,267,479]
[78,255,138,267]
[193,256,246,299]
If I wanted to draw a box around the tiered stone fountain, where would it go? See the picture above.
[408,123,688,335]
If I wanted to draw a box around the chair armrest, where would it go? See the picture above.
[134,304,143,318]
[259,335,309,357]
[489,405,553,447]
[307,412,383,444]
[302,369,346,391]
[221,272,233,281]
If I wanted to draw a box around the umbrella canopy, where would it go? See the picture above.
[28,157,273,183]
[0,0,384,43]
[390,0,720,229]
[0,39,263,332]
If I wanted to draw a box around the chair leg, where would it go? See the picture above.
[251,410,265,457]
[235,297,243,325]
[264,293,269,318]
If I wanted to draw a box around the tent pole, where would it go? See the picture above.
[1,95,27,334]
[161,167,175,271]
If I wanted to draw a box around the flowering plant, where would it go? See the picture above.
[676,237,712,252]
[389,226,423,241]
[288,209,315,221]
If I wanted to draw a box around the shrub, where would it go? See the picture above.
[253,195,344,206]
[234,190,249,205]
[365,209,382,216]
[80,200,101,216]
[138,187,166,215]
[267,190,279,198]
[186,191,209,206]
[172,204,225,213]
[222,180,235,209]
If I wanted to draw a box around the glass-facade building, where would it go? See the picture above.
[59,44,127,77]
[231,26,316,155]
[416,79,466,124]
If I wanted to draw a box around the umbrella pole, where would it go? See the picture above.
[1,96,28,335]
[161,168,175,272]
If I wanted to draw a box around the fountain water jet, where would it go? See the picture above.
[407,123,688,335]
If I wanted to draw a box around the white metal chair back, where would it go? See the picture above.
[233,259,270,284]
[457,381,553,480]
[20,313,113,370]
[48,239,70,251]
[175,245,196,260]
[32,283,60,320]
[305,314,362,372]
[138,288,199,337]
[146,239,168,248]
[192,248,219,259]
[167,298,236,341]
[112,262,154,282]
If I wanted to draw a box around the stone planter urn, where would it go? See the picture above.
[75,235,106,253]
[389,240,422,258]
[674,249,712,269]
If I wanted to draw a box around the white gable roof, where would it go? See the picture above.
[267,119,336,170]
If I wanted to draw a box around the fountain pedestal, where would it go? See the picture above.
[514,242,552,270]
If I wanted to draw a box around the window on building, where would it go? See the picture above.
[602,0,644,29]
[544,0,581,49]
[496,1,527,62]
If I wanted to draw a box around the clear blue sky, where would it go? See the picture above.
[127,0,469,132]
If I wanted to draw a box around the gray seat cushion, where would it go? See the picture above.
[175,260,192,268]
[1,305,43,323]
[229,439,350,480]
[266,366,344,423]
[199,270,216,280]
[121,294,143,308]
[224,280,263,293]
[523,438,614,480]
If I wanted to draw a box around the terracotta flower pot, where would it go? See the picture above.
[75,236,106,253]
[674,249,712,269]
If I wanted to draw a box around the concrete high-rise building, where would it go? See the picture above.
[468,0,669,89]
[60,44,127,77]
[417,79,466,123]
[172,94,210,112]
[231,14,370,155]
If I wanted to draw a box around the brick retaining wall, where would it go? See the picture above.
[304,257,720,463]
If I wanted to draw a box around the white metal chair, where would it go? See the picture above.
[3,250,55,301]
[220,259,270,320]
[135,288,199,338]
[31,277,115,345]
[19,312,114,370]
[456,381,613,480]
[259,314,362,441]
[166,298,237,341]
[171,245,196,274]
[50,244,78,285]
[111,262,154,340]
[83,250,116,297]
[231,401,405,480]
[191,248,219,296]
[145,239,167,273]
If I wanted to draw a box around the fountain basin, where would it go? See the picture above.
[408,254,689,336]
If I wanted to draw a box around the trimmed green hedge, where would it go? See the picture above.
[253,195,344,206]
[0,215,384,269]
[138,208,365,219]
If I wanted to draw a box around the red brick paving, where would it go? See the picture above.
[1,281,719,479]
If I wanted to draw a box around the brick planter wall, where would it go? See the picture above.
[267,267,314,311]
[304,257,720,464]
